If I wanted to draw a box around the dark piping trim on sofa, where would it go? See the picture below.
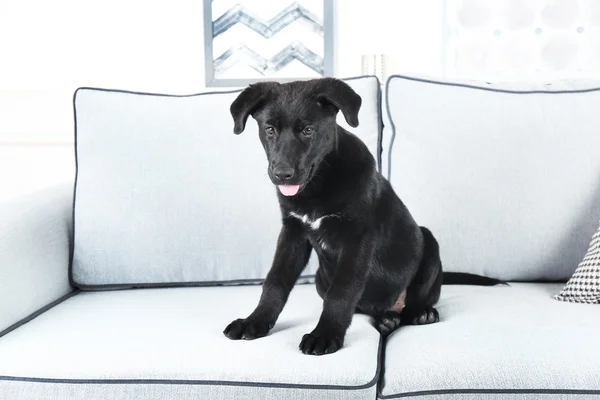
[0,335,383,392]
[378,388,600,399]
[384,74,600,181]
[74,275,317,291]
[0,290,80,339]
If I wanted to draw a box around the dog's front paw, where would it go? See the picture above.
[299,332,343,355]
[223,318,274,340]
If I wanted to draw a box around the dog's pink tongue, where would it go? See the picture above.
[278,185,300,196]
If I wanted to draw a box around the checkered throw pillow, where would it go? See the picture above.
[555,220,600,304]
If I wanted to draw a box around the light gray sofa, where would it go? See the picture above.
[1,75,600,399]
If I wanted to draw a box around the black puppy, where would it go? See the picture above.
[223,78,501,356]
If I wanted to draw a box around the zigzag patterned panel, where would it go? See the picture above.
[214,42,324,76]
[208,0,331,84]
[213,3,324,38]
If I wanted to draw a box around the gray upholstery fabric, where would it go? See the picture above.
[0,381,375,400]
[0,284,381,400]
[379,283,600,399]
[72,76,382,287]
[385,75,600,281]
[0,185,74,335]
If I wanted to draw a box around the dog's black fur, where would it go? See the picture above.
[223,78,503,355]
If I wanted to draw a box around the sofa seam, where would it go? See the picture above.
[383,74,600,181]
[0,290,80,339]
[75,275,317,291]
[71,75,381,100]
[0,335,384,391]
[378,388,600,399]
[385,74,600,95]
[69,88,78,289]
[375,76,384,174]
[384,76,396,181]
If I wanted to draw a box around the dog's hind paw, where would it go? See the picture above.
[405,306,439,325]
[374,311,402,336]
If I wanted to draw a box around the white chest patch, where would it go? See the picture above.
[289,212,334,230]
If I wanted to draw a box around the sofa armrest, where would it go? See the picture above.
[0,184,75,336]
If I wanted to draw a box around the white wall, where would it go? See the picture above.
[1,0,208,201]
[0,145,74,202]
[1,0,598,201]
[335,1,445,78]
[444,0,600,82]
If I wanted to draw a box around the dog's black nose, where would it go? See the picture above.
[272,166,295,181]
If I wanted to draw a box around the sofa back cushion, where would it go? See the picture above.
[385,75,600,281]
[71,76,381,288]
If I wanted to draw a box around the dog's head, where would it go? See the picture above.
[230,78,361,197]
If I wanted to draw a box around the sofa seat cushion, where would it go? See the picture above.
[380,283,600,399]
[0,284,381,400]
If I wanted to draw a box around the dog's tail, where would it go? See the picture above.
[442,272,507,286]
[420,226,507,287]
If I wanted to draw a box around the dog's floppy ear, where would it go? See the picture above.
[230,82,277,134]
[315,78,362,127]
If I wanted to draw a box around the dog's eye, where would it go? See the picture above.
[302,127,314,136]
[265,126,275,136]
